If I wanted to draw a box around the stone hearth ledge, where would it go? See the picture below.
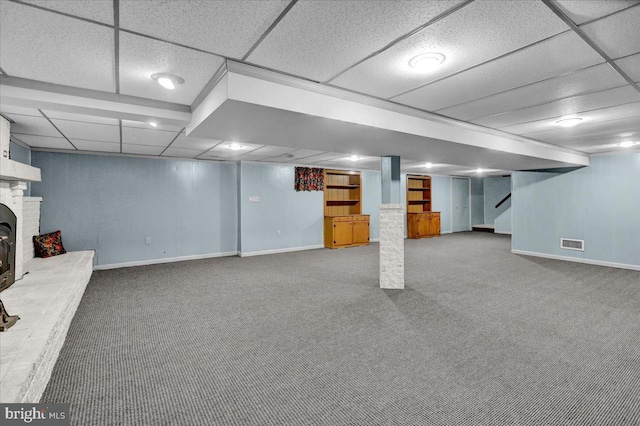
[0,250,94,403]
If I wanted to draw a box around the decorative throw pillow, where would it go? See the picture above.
[33,230,67,258]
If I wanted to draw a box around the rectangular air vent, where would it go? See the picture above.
[560,238,584,251]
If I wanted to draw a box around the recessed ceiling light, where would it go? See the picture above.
[618,141,638,148]
[409,52,446,71]
[226,143,244,150]
[149,121,157,128]
[151,73,185,90]
[476,168,484,173]
[424,162,433,168]
[556,117,583,128]
[619,133,633,137]
[349,155,359,162]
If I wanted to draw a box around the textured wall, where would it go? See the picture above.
[512,153,640,268]
[31,152,238,267]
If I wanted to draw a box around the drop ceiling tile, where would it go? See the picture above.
[120,0,289,58]
[206,142,263,157]
[121,127,179,147]
[51,119,120,142]
[394,31,602,111]
[122,144,164,156]
[330,0,568,99]
[287,149,326,159]
[247,0,464,82]
[0,106,41,117]
[161,148,201,158]
[301,153,349,163]
[555,0,637,25]
[9,115,60,137]
[526,117,640,147]
[503,102,640,135]
[615,53,640,81]
[170,133,221,151]
[473,86,640,129]
[71,139,120,153]
[16,135,73,149]
[43,111,118,125]
[119,32,224,105]
[581,5,640,59]
[121,119,183,132]
[0,2,115,91]
[22,0,114,25]
[438,64,626,121]
[245,145,296,157]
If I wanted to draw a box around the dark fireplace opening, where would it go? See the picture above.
[0,203,19,331]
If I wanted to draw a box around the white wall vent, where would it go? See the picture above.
[560,238,584,251]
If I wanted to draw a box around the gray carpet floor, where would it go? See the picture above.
[41,232,640,425]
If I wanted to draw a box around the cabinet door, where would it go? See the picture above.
[352,220,369,244]
[430,214,440,235]
[333,221,353,246]
[417,215,431,237]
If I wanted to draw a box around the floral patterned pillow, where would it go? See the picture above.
[33,230,67,258]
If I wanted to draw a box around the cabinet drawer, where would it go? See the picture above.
[332,216,352,222]
[353,216,369,222]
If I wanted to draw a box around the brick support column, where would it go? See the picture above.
[379,203,404,289]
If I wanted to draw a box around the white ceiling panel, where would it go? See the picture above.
[473,86,640,129]
[170,133,221,151]
[0,105,41,117]
[301,152,350,163]
[43,110,119,125]
[122,119,183,132]
[509,103,640,137]
[0,2,115,91]
[16,135,73,149]
[205,142,263,158]
[51,119,120,143]
[161,147,202,158]
[615,53,640,82]
[437,64,627,121]
[330,0,568,99]
[393,31,603,111]
[121,127,179,147]
[121,144,164,156]
[526,117,640,147]
[247,0,464,82]
[287,149,326,160]
[119,32,224,105]
[9,115,59,137]
[554,0,638,25]
[581,5,640,59]
[120,0,289,58]
[22,0,115,25]
[243,145,296,158]
[71,139,120,153]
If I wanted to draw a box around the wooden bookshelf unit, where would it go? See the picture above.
[323,169,369,248]
[406,174,440,239]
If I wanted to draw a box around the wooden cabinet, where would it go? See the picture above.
[323,169,369,248]
[406,174,440,239]
[324,215,370,248]
[407,212,440,239]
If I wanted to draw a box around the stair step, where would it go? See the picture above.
[473,225,495,233]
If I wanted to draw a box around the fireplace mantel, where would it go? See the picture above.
[0,157,41,182]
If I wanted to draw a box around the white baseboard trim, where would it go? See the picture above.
[94,251,238,270]
[239,244,324,257]
[441,231,453,234]
[370,237,380,242]
[512,249,640,271]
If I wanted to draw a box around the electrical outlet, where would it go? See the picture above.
[276,230,281,237]
[145,237,151,245]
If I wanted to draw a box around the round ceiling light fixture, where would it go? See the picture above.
[226,143,244,151]
[424,162,433,168]
[555,117,583,128]
[409,52,446,71]
[618,141,638,148]
[349,155,359,162]
[476,168,484,173]
[148,121,158,128]
[151,73,185,90]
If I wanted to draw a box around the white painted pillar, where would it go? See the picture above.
[380,155,404,289]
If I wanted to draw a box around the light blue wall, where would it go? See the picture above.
[31,152,238,267]
[470,177,484,226]
[512,153,640,267]
[9,141,31,165]
[494,208,512,234]
[239,162,324,254]
[432,175,453,233]
[362,170,382,240]
[484,176,511,225]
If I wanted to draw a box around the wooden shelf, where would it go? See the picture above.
[406,174,440,239]
[326,184,360,189]
[408,199,431,203]
[327,199,360,204]
[408,187,430,191]
[324,169,368,248]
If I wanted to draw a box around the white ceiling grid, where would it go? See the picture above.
[0,0,639,175]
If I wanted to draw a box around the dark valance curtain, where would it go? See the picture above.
[294,167,324,191]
